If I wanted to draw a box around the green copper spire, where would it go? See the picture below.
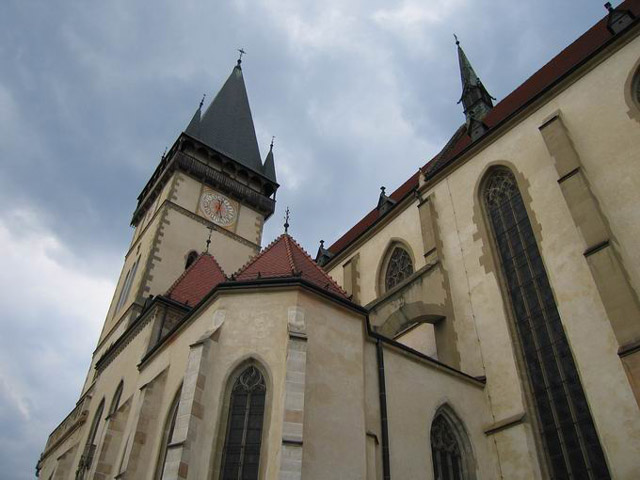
[455,35,494,140]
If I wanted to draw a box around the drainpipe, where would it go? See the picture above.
[376,338,391,479]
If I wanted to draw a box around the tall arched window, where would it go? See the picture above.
[109,381,124,416]
[220,365,266,480]
[76,398,105,479]
[384,246,414,291]
[430,412,467,480]
[155,387,181,479]
[483,169,610,479]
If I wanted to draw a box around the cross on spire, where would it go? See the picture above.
[205,225,214,252]
[237,48,246,66]
[284,207,290,234]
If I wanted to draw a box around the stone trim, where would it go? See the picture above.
[162,338,213,479]
[483,412,526,436]
[279,307,308,479]
[167,201,260,251]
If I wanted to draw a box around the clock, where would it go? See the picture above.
[200,192,237,227]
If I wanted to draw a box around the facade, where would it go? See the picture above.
[37,2,640,479]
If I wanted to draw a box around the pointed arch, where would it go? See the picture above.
[155,384,182,480]
[109,380,124,416]
[480,166,610,478]
[213,359,270,480]
[377,239,415,295]
[76,397,105,478]
[430,404,475,480]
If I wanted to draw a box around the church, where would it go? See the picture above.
[37,2,640,479]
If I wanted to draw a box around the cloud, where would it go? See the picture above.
[0,206,116,478]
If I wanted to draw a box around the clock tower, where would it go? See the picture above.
[92,57,278,362]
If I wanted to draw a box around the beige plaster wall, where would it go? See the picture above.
[382,346,501,479]
[328,204,426,305]
[395,323,438,358]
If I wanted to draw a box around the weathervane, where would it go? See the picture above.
[205,225,214,252]
[453,33,460,45]
[284,207,290,234]
[270,136,275,149]
[237,48,246,66]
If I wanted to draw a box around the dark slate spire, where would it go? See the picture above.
[189,62,263,172]
[263,137,277,183]
[185,95,205,137]
[455,35,494,141]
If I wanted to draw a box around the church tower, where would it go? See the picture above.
[92,56,278,382]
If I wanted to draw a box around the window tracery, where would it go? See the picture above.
[384,247,413,291]
[431,414,465,480]
[220,366,266,480]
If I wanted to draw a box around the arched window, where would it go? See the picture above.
[430,412,466,480]
[483,169,610,479]
[633,66,640,107]
[109,381,124,416]
[185,250,199,270]
[384,246,414,291]
[155,387,181,479]
[76,398,105,478]
[220,366,266,480]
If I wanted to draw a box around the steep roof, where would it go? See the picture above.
[327,0,639,260]
[185,63,263,173]
[235,234,349,298]
[165,253,227,307]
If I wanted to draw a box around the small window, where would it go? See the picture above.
[185,251,198,270]
[430,410,471,480]
[115,256,141,312]
[633,67,640,107]
[384,246,414,291]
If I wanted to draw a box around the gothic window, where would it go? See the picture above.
[185,250,198,270]
[76,399,105,478]
[115,256,141,312]
[109,381,124,416]
[384,246,414,291]
[483,169,610,479]
[155,388,181,479]
[634,67,640,106]
[431,413,465,480]
[220,366,266,480]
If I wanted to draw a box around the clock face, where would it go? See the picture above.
[200,192,236,227]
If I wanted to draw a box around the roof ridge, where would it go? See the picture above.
[165,252,226,296]
[233,234,285,278]
[286,235,350,297]
[283,235,297,274]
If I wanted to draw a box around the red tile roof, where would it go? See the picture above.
[166,253,227,306]
[235,234,349,298]
[327,0,638,260]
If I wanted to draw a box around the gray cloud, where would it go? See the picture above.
[0,0,611,477]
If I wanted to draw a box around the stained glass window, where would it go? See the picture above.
[385,247,414,291]
[220,366,266,480]
[484,169,610,479]
[431,414,465,480]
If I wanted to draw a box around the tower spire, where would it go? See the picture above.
[455,35,494,141]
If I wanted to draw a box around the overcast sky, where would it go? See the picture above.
[0,0,612,477]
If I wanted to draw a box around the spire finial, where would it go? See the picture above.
[284,207,290,234]
[380,186,386,195]
[270,136,275,150]
[199,94,206,109]
[320,239,324,247]
[161,146,168,159]
[205,225,213,252]
[454,33,460,46]
[237,48,246,66]
[604,2,613,12]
